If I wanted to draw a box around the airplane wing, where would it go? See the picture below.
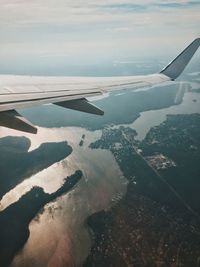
[0,38,199,134]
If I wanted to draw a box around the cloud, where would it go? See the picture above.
[0,0,199,66]
[0,0,199,27]
[154,1,200,9]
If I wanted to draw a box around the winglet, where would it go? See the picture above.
[160,38,200,80]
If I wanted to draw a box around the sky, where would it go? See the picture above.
[0,0,199,72]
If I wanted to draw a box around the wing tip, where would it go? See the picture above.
[160,38,200,80]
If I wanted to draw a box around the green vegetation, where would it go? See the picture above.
[141,113,200,213]
[85,114,200,267]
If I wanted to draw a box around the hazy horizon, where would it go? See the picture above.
[0,0,200,74]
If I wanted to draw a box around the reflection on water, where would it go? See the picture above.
[0,136,72,206]
[132,90,200,140]
[0,171,82,267]
[0,127,126,267]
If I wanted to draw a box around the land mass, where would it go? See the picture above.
[84,113,200,267]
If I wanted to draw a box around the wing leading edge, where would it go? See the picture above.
[0,38,199,133]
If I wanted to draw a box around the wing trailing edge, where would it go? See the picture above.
[0,110,37,134]
[55,98,104,115]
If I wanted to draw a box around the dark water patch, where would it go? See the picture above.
[0,170,82,267]
[0,136,72,200]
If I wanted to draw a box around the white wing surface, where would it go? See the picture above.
[0,38,199,133]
